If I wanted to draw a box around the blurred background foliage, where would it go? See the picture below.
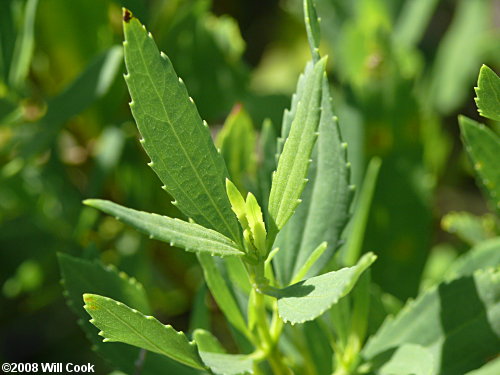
[1,0,499,371]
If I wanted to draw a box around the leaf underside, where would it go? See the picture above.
[84,199,244,257]
[123,12,240,242]
[84,294,205,370]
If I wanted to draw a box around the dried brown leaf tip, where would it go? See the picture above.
[123,8,133,23]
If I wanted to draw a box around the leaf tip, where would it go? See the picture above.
[122,8,133,23]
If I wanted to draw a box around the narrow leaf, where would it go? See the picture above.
[276,252,376,324]
[84,294,205,370]
[475,65,500,121]
[363,269,500,375]
[216,105,256,192]
[84,199,243,257]
[197,254,250,339]
[193,329,225,354]
[291,241,327,284]
[274,77,353,284]
[303,0,320,62]
[123,10,240,241]
[268,56,326,233]
[459,116,500,213]
[58,254,197,375]
[8,0,38,90]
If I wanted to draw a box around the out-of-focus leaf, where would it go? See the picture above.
[17,46,123,158]
[258,119,276,218]
[446,237,500,280]
[341,157,381,267]
[304,0,321,62]
[189,286,210,334]
[196,254,250,339]
[216,105,256,193]
[123,11,240,242]
[9,0,38,90]
[459,116,500,213]
[275,252,376,324]
[441,211,497,246]
[58,254,200,375]
[364,269,500,375]
[475,65,500,121]
[268,57,326,234]
[274,77,352,284]
[84,199,243,257]
[393,0,439,47]
[84,294,205,370]
[379,343,436,375]
[429,0,489,114]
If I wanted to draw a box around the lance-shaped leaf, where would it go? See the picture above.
[194,329,254,375]
[122,10,240,241]
[379,344,436,375]
[363,269,500,375]
[84,294,205,370]
[197,254,250,339]
[441,211,496,246]
[304,0,320,62]
[459,116,500,213]
[59,255,199,375]
[275,252,376,324]
[475,65,500,121]
[268,56,326,234]
[84,199,244,257]
[274,77,353,285]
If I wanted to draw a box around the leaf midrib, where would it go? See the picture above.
[129,26,238,241]
[100,300,199,368]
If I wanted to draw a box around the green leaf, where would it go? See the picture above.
[341,157,381,266]
[393,0,439,47]
[465,357,500,375]
[475,65,500,121]
[364,269,500,375]
[268,56,327,234]
[8,0,38,90]
[274,75,353,284]
[303,0,320,62]
[196,254,250,339]
[84,199,243,257]
[245,192,267,255]
[379,344,436,375]
[58,254,199,375]
[441,211,497,246]
[446,237,500,280]
[276,252,376,324]
[193,329,253,374]
[459,116,500,213]
[198,352,253,375]
[193,329,225,354]
[216,106,256,192]
[18,46,123,158]
[123,11,240,242]
[257,119,277,220]
[290,241,327,284]
[429,0,489,114]
[84,294,205,370]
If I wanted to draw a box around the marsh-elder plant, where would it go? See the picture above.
[58,1,500,374]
